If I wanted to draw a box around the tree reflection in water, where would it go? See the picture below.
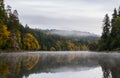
[0,52,120,78]
[99,53,120,78]
[0,53,40,78]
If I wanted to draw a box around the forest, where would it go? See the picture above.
[0,0,99,52]
[98,7,120,51]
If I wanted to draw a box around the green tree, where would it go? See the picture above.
[118,7,120,17]
[102,14,111,40]
[7,9,20,32]
[110,7,120,50]
[0,0,8,24]
[112,8,117,18]
[99,14,111,51]
[88,41,98,51]
[98,6,120,51]
[110,17,120,50]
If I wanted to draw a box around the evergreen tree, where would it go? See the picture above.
[0,0,97,51]
[99,6,120,51]
[112,8,117,18]
[110,7,120,50]
[7,10,20,32]
[102,14,111,39]
[0,0,8,24]
[99,14,111,51]
[110,17,120,50]
[111,8,118,37]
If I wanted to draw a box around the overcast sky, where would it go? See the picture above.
[5,0,119,35]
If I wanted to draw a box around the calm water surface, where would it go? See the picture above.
[0,51,120,78]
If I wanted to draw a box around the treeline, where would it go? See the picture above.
[0,0,98,52]
[98,6,120,51]
[0,0,40,51]
[21,27,94,51]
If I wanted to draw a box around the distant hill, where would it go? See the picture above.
[0,0,100,51]
[43,29,100,38]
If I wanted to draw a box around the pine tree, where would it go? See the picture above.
[112,8,117,18]
[99,7,120,51]
[99,14,111,51]
[0,0,8,24]
[102,14,111,39]
[111,8,118,35]
[7,10,20,32]
[110,17,120,50]
[111,8,118,36]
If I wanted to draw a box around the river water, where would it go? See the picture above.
[0,51,120,78]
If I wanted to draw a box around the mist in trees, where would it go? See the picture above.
[0,0,98,52]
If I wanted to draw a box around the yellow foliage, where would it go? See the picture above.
[50,47,56,51]
[0,62,10,78]
[0,25,10,38]
[23,33,41,50]
[0,25,10,48]
[23,55,40,70]
[56,41,62,50]
[67,40,75,51]
[82,45,88,50]
[75,45,81,51]
[16,31,21,46]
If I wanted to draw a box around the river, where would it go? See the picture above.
[0,51,120,78]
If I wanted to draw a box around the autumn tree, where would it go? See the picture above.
[0,25,10,49]
[23,33,41,50]
[56,41,62,50]
[0,0,97,51]
[66,40,75,51]
[50,47,56,51]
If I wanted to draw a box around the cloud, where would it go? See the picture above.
[4,0,119,35]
